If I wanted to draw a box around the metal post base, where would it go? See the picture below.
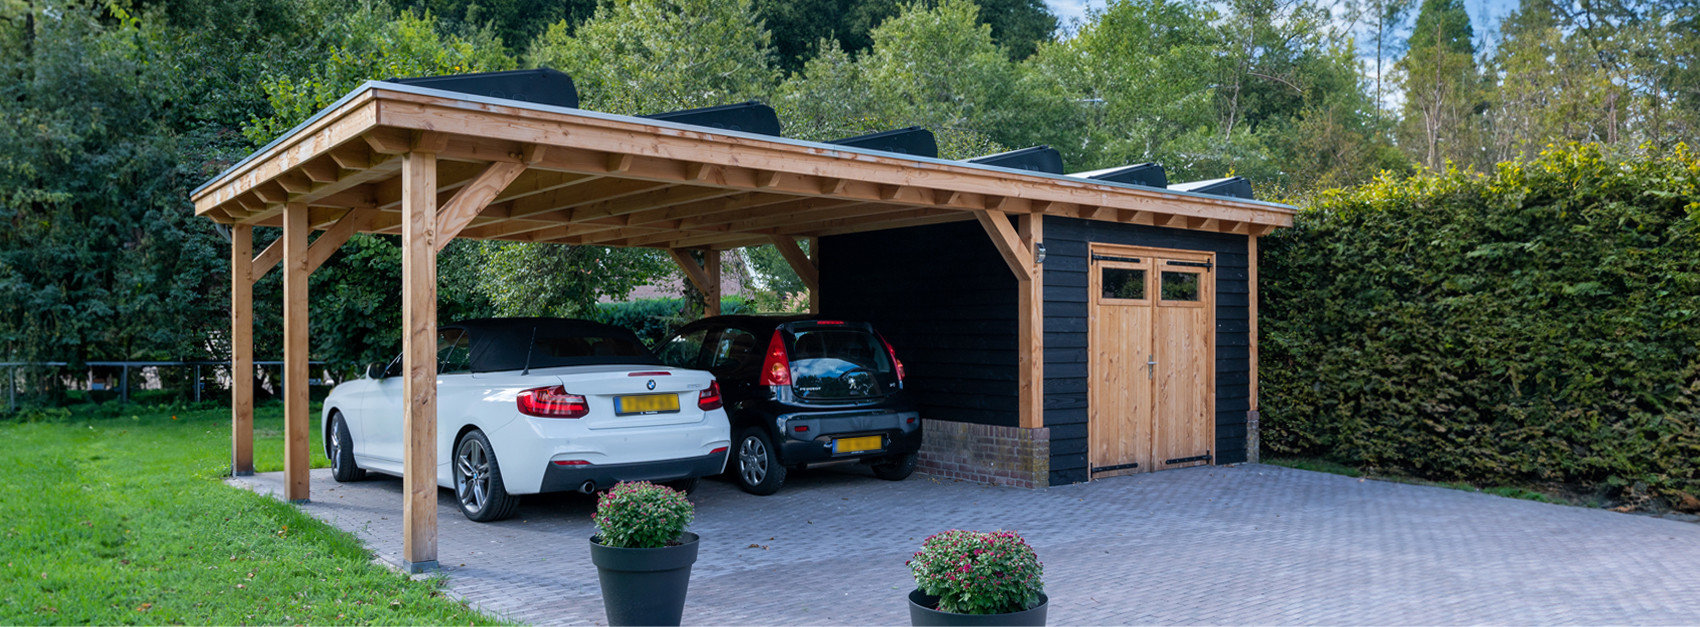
[403,560,439,574]
[231,470,254,477]
[287,499,309,505]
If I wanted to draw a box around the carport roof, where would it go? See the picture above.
[191,81,1294,250]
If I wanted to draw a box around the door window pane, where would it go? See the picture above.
[1160,271,1201,301]
[710,328,762,377]
[1101,268,1146,300]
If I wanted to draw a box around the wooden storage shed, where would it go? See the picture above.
[192,70,1293,570]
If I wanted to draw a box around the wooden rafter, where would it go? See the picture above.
[975,211,1034,281]
[435,161,528,249]
[770,236,820,292]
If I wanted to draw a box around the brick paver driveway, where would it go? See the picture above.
[233,464,1700,625]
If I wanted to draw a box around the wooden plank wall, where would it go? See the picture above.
[1044,217,1251,485]
[819,221,1020,427]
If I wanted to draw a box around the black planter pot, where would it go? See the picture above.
[589,532,700,626]
[908,590,1049,626]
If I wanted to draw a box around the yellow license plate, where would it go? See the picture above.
[616,393,680,416]
[833,435,883,454]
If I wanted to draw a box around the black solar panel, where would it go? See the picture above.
[965,146,1064,174]
[386,68,579,109]
[642,101,783,137]
[829,127,939,158]
[1168,176,1255,200]
[1072,163,1168,188]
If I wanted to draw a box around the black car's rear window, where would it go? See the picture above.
[788,328,893,400]
[462,320,661,372]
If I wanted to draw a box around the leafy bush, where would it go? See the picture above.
[595,298,750,346]
[592,481,694,549]
[908,529,1044,615]
[1261,143,1700,508]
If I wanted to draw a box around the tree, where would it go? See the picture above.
[245,2,515,145]
[390,0,596,53]
[756,0,1057,72]
[1486,0,1624,162]
[0,4,229,374]
[1396,0,1487,170]
[528,0,782,115]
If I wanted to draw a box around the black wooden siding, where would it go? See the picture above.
[1044,217,1251,485]
[820,217,1252,487]
[820,221,1021,427]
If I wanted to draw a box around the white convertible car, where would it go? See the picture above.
[321,318,731,521]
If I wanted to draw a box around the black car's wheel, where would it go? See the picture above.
[871,451,919,481]
[454,430,520,522]
[664,477,700,495]
[733,428,786,495]
[328,412,366,482]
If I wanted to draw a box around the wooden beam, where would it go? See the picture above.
[250,237,284,284]
[668,249,714,296]
[401,151,439,572]
[975,211,1034,280]
[1249,235,1259,413]
[304,210,379,275]
[1017,213,1044,429]
[230,225,255,476]
[364,128,412,154]
[770,236,820,293]
[806,237,820,314]
[301,157,340,184]
[282,203,311,503]
[704,251,722,317]
[436,161,528,250]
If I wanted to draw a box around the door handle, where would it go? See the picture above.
[1147,354,1156,380]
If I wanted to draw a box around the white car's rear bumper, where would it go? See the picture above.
[487,408,731,494]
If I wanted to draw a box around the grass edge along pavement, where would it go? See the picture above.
[0,404,503,625]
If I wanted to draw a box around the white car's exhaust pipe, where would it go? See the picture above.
[578,480,597,494]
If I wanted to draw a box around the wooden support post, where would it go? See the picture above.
[806,237,820,314]
[1247,234,1261,463]
[977,210,1044,429]
[401,150,440,573]
[1017,214,1044,430]
[704,250,722,317]
[1249,235,1259,412]
[230,225,255,476]
[282,202,311,503]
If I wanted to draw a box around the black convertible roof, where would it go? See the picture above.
[444,317,659,372]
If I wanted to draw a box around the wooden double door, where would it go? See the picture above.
[1088,244,1215,478]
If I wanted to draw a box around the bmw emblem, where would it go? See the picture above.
[646,379,657,391]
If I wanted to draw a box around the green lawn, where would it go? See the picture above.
[0,404,500,625]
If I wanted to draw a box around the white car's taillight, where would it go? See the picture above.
[698,381,723,411]
[517,385,589,418]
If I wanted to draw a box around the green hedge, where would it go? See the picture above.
[595,297,750,346]
[1261,144,1700,507]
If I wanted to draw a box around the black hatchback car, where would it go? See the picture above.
[654,316,922,495]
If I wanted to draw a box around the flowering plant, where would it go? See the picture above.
[908,529,1044,615]
[592,481,694,549]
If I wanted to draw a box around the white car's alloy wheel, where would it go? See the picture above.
[456,437,493,512]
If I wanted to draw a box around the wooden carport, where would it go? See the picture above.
[193,81,1294,571]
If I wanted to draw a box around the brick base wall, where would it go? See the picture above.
[916,419,1050,488]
